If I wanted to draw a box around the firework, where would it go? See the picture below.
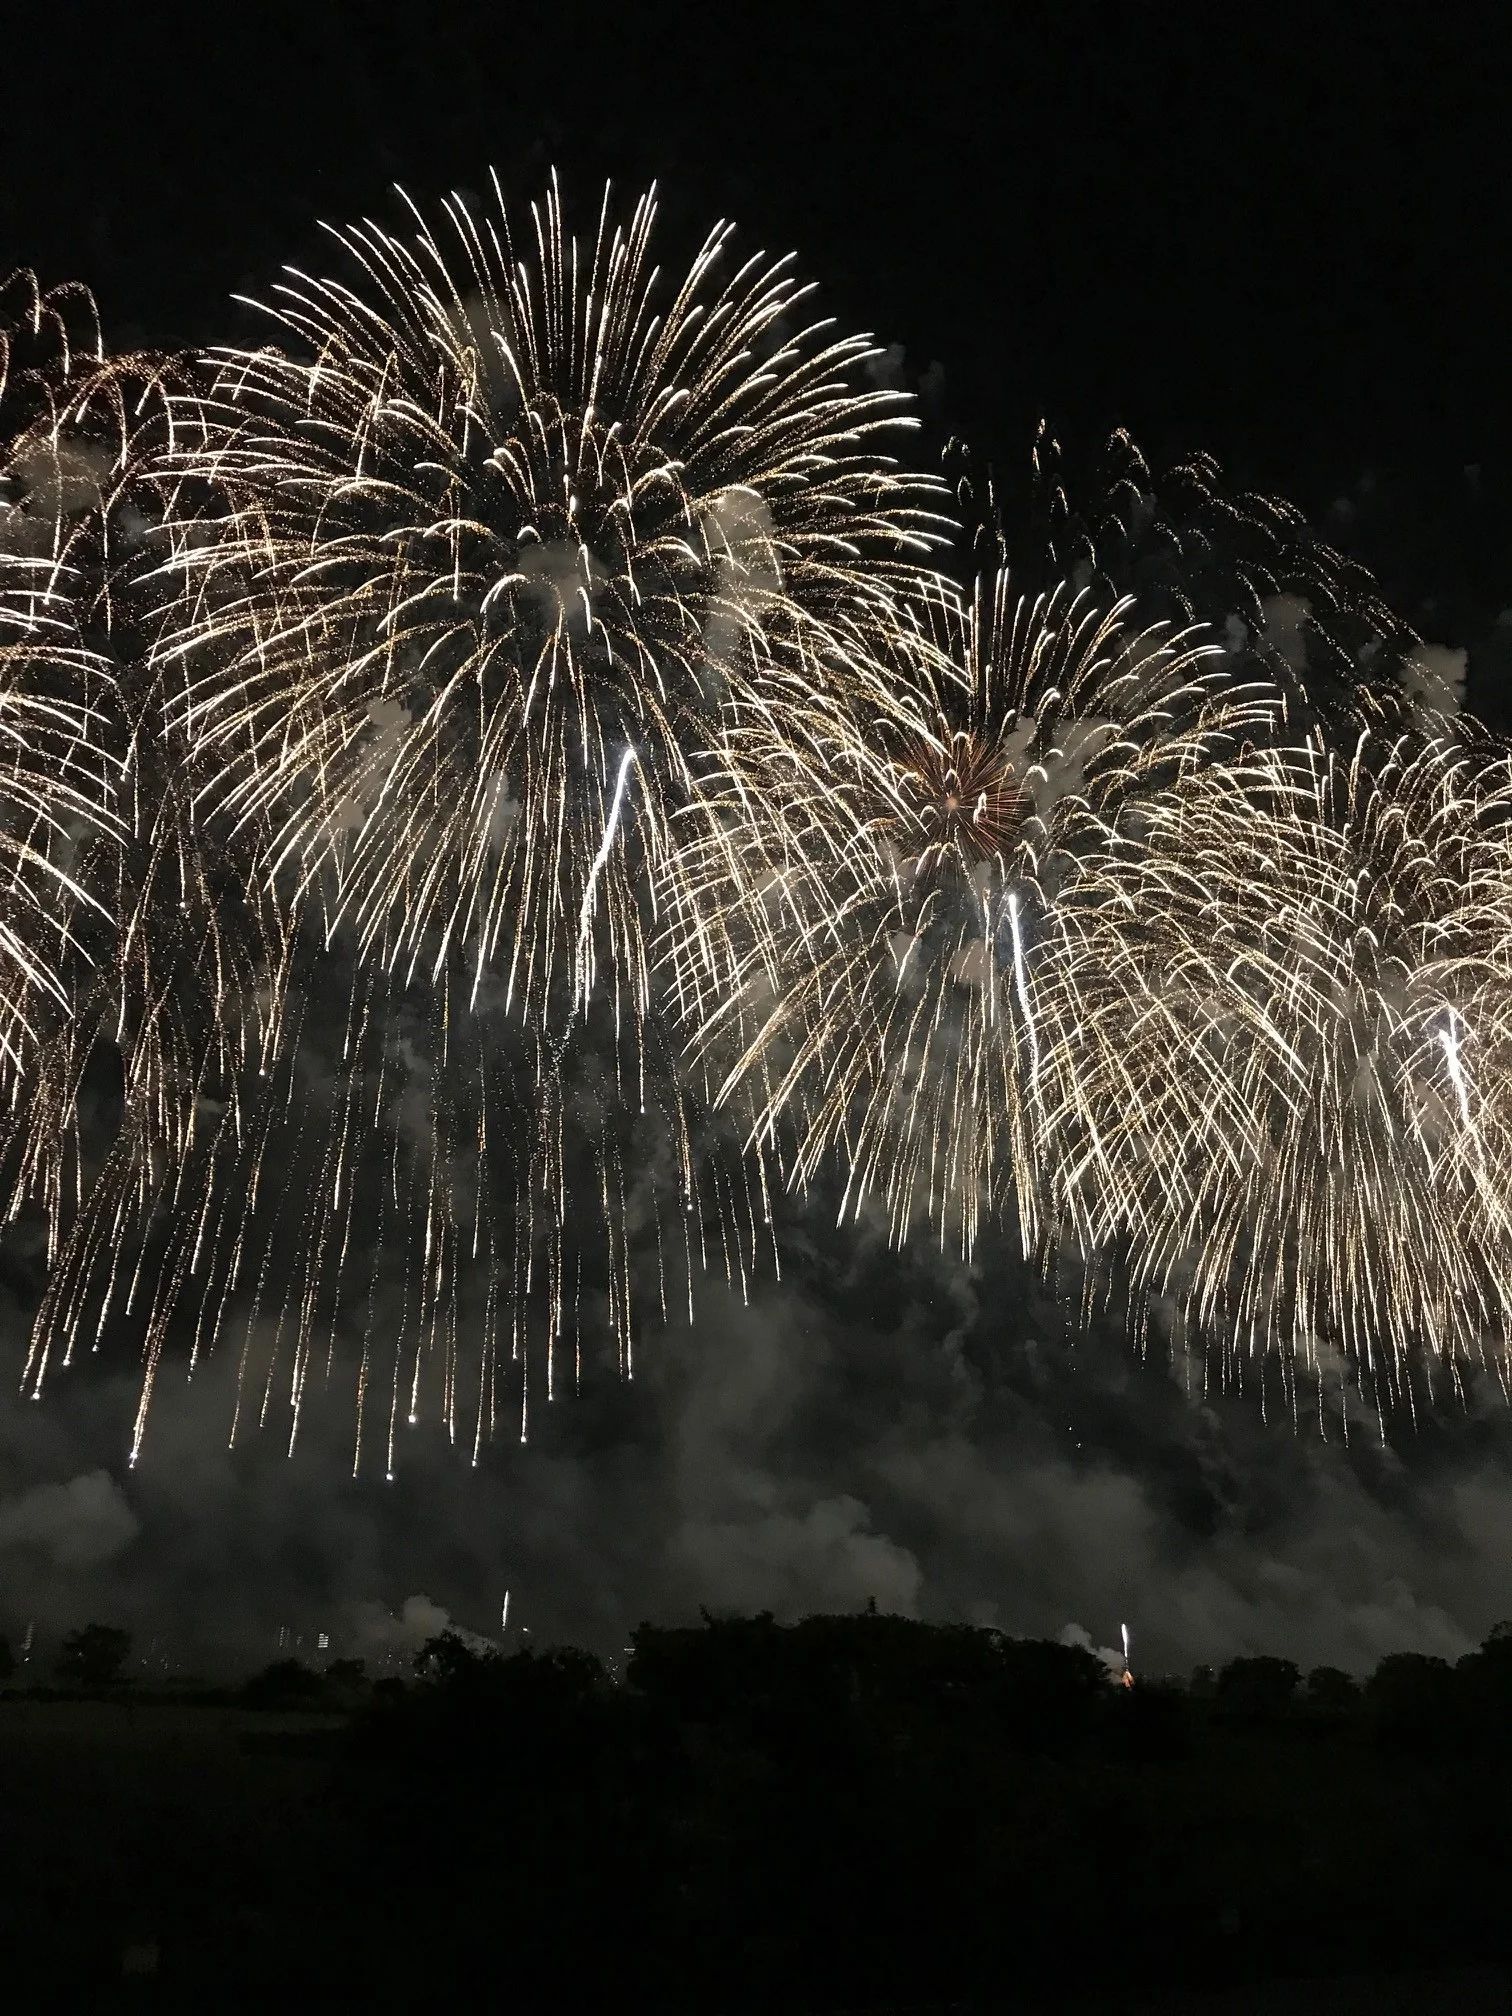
[85,174,951,1463]
[677,570,1282,1258]
[683,562,1512,1409]
[6,195,1509,1465]
[0,274,291,1436]
[1041,714,1512,1412]
[951,422,1419,716]
[1,273,125,1104]
[157,173,944,984]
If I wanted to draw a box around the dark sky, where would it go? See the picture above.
[9,5,1508,679]
[7,12,1504,439]
[3,1,1512,1678]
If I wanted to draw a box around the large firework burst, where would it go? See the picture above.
[158,173,945,992]
[107,175,951,1461]
[677,570,1282,1258]
[0,273,291,1446]
[1041,714,1512,1411]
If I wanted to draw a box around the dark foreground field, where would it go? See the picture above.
[4,1613,1512,2011]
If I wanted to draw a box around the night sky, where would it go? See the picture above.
[3,3,1511,1679]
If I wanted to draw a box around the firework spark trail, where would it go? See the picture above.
[575,746,639,1017]
[1021,422,1416,704]
[0,274,125,1103]
[0,272,304,1429]
[1006,893,1038,1087]
[0,278,246,1297]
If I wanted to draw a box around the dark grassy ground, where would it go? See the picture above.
[4,1615,1512,2010]
[0,1700,343,1994]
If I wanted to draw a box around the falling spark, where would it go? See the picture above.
[575,747,639,1013]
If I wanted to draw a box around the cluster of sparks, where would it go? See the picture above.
[1,177,1506,1469]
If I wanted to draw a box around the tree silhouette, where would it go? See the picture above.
[1368,1652,1457,1748]
[242,1658,329,1709]
[1216,1655,1300,1716]
[1304,1665,1361,1711]
[54,1625,131,1688]
[414,1630,499,1688]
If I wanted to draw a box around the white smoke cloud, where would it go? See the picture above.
[0,1470,138,1568]
[700,487,783,674]
[1029,714,1111,817]
[1399,641,1468,722]
[6,434,115,520]
[1058,1621,1124,1674]
[7,1184,1512,1682]
[676,1496,922,1617]
[345,1592,454,1662]
[323,694,412,839]
[515,534,604,633]
[862,341,907,391]
[948,939,992,989]
[1258,593,1311,672]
